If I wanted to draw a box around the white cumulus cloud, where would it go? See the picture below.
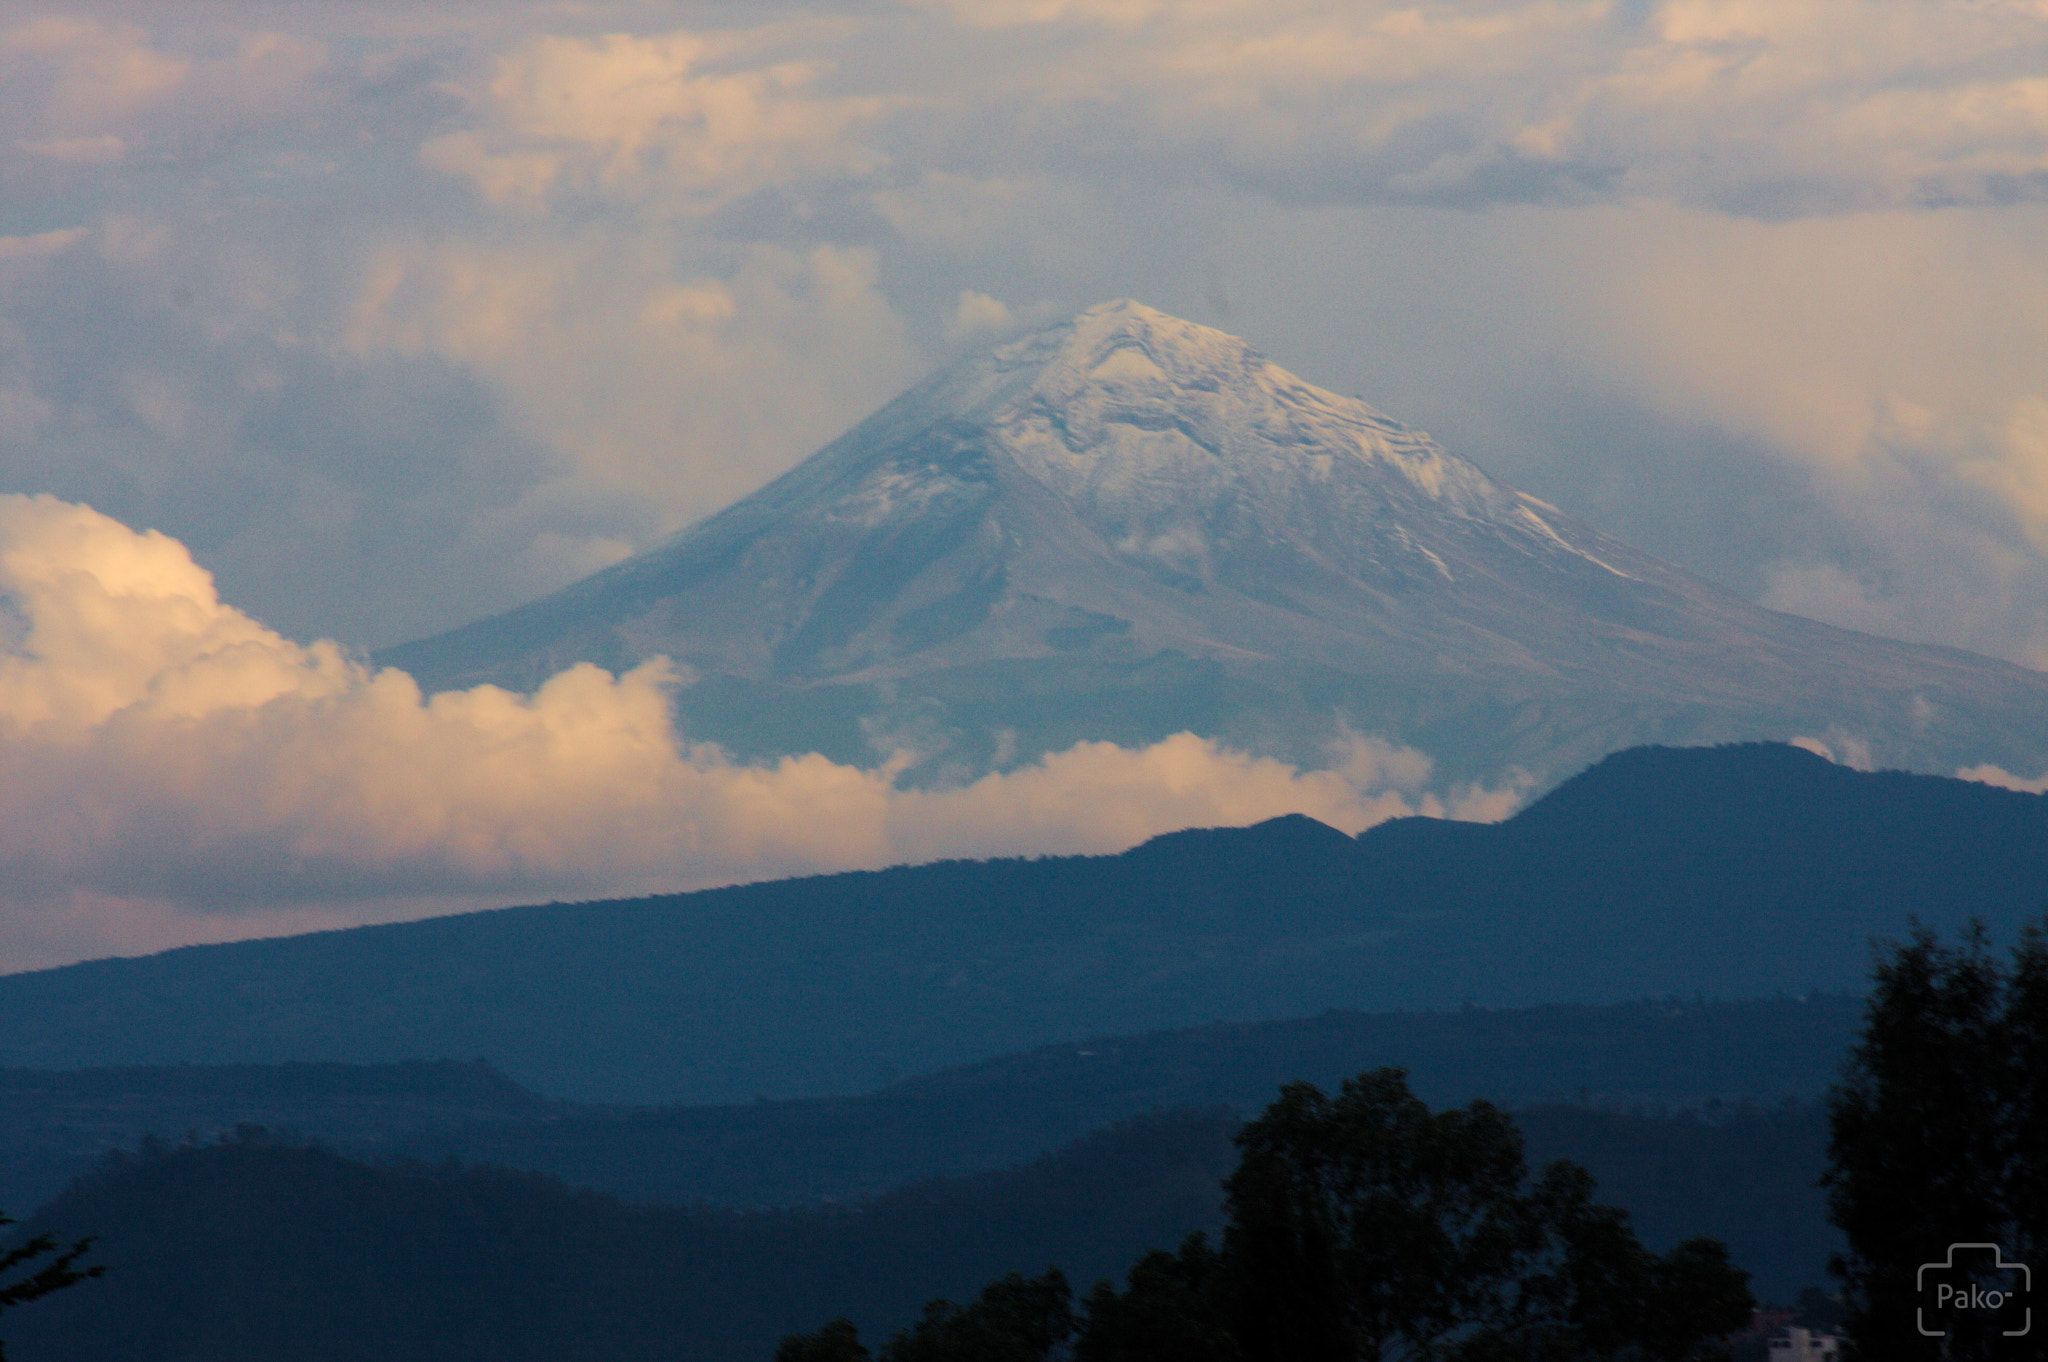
[0,495,1516,971]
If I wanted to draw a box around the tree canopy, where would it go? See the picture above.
[1825,916,2045,1360]
[776,1068,1752,1362]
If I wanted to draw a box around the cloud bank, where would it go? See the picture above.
[0,495,1515,971]
[0,1,2046,667]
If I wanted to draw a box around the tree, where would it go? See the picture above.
[778,1270,1071,1362]
[1074,1233,1240,1362]
[1220,1069,1749,1362]
[0,1210,102,1361]
[1469,1162,1751,1362]
[1222,1070,1542,1361]
[774,1317,870,1362]
[2005,922,2046,1276]
[1825,917,2046,1360]
[778,1070,1751,1362]
[880,1269,1071,1362]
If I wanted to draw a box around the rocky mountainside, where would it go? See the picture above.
[381,301,2048,783]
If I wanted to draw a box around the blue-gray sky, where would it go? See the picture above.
[1,0,2046,965]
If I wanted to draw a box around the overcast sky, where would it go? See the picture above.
[3,0,2046,966]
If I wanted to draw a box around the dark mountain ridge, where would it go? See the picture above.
[0,742,2033,1104]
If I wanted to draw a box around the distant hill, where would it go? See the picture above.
[14,1116,1238,1362]
[10,1103,1833,1360]
[0,1059,549,1218]
[406,994,1859,1209]
[0,993,1857,1219]
[0,742,2035,1104]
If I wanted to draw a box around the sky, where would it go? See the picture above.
[1,0,2046,967]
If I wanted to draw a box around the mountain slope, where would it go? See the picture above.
[0,743,2037,1104]
[381,301,2048,781]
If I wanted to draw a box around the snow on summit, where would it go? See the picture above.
[948,300,1501,513]
[877,299,1621,592]
[379,302,2048,786]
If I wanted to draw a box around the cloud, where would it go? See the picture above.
[1521,202,2048,662]
[1956,761,2048,795]
[419,27,886,212]
[0,227,82,262]
[0,495,1518,971]
[0,217,616,650]
[880,0,2048,212]
[1789,734,1875,772]
[1173,197,2048,666]
[0,0,2045,745]
[945,288,1013,340]
[0,16,188,130]
[346,236,923,533]
[0,0,2039,671]
[0,14,327,181]
[14,134,124,164]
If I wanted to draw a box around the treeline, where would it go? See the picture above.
[5,1111,1236,1362]
[1827,922,2046,1358]
[776,1069,1753,1362]
[0,1002,1849,1301]
[786,915,2048,1362]
[22,911,2039,1361]
[0,1058,549,1215]
[3,1093,1831,1361]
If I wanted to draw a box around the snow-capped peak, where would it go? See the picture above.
[931,301,1500,511]
[906,300,1626,585]
[377,300,2048,794]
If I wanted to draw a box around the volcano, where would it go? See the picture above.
[380,301,2048,783]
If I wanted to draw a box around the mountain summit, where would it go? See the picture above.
[381,301,2048,781]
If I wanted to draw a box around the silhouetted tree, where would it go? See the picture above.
[1224,1070,1542,1361]
[880,1269,1071,1362]
[1460,1161,1751,1361]
[775,1317,870,1362]
[780,1069,1753,1362]
[781,1271,1073,1362]
[2006,922,2047,1277]
[1074,1233,1240,1362]
[1223,1070,1749,1362]
[1825,917,2046,1360]
[0,1209,101,1362]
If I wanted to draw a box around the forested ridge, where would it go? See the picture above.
[0,744,2035,1105]
[0,1090,1838,1360]
[8,1113,1236,1362]
[0,994,1858,1222]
